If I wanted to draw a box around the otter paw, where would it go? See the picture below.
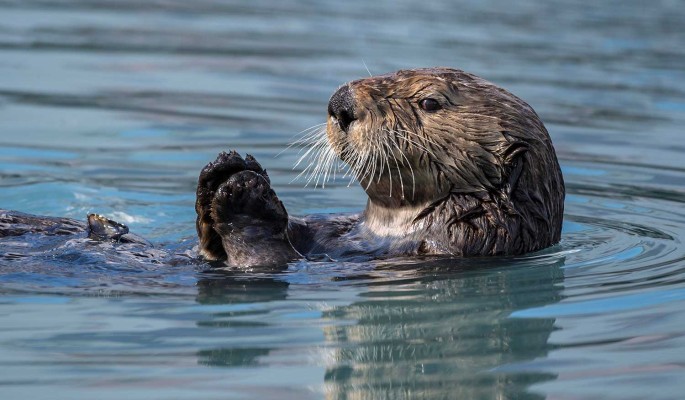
[196,151,269,215]
[210,170,297,268]
[195,151,270,261]
[196,151,296,267]
[211,170,288,230]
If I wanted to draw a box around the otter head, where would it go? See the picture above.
[326,67,564,254]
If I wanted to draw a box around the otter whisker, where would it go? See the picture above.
[294,126,328,168]
[343,144,367,188]
[280,123,328,157]
[312,139,337,187]
[385,129,417,199]
[311,142,329,185]
[291,124,326,145]
[362,59,373,77]
[378,133,393,197]
[376,132,387,184]
[383,137,405,199]
[340,146,358,181]
[293,141,325,179]
[358,147,375,189]
[294,136,326,172]
[293,121,328,138]
[342,156,357,187]
[296,143,327,186]
[395,130,439,160]
[396,128,442,149]
[365,135,380,189]
[320,144,339,187]
[397,145,417,200]
[295,131,337,187]
[295,129,334,187]
[327,145,341,182]
[364,133,384,190]
[355,151,370,185]
[342,146,361,182]
[358,151,370,186]
[372,140,382,185]
[286,124,327,150]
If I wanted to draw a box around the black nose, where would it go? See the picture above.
[328,84,356,132]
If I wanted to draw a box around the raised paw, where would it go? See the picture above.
[196,151,269,261]
[210,170,288,230]
[195,151,297,268]
[196,151,269,220]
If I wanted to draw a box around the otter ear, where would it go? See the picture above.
[501,140,529,197]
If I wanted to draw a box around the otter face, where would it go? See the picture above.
[326,67,562,214]
[326,69,459,206]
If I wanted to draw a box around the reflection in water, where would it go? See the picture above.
[193,257,564,399]
[196,273,290,305]
[195,273,290,368]
[198,347,271,368]
[322,259,564,399]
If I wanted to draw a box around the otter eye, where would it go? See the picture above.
[419,98,442,112]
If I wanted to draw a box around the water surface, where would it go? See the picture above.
[1,1,685,399]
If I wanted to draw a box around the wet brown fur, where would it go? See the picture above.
[325,68,564,256]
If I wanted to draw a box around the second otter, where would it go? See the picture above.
[196,67,565,267]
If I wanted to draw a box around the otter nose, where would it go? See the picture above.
[328,84,356,133]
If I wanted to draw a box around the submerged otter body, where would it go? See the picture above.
[2,68,564,269]
[196,67,565,267]
[0,209,167,267]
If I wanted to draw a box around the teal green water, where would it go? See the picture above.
[2,1,685,399]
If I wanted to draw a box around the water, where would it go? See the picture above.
[1,0,685,398]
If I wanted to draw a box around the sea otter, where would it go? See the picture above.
[0,68,564,269]
[195,67,564,267]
